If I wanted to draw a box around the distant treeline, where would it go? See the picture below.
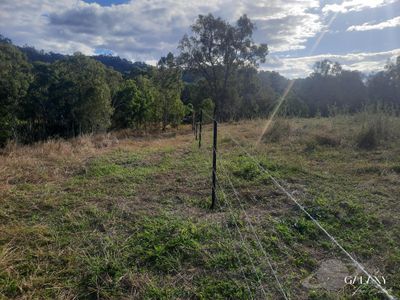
[0,36,185,146]
[1,13,399,147]
[20,44,151,75]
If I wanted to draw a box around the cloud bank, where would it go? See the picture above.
[347,16,400,31]
[0,0,398,78]
[265,49,400,78]
[322,0,397,14]
[0,0,322,60]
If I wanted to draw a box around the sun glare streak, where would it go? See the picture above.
[255,12,340,146]
[255,80,294,145]
[310,12,339,54]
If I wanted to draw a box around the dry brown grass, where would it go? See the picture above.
[262,118,292,143]
[0,135,111,192]
[0,127,193,193]
[221,114,399,152]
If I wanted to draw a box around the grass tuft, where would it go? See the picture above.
[262,118,291,143]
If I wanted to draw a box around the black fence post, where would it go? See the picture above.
[195,122,198,140]
[211,119,217,209]
[192,111,195,134]
[198,110,202,148]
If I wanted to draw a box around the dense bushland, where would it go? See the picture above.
[0,37,186,146]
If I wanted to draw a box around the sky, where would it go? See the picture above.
[0,0,399,78]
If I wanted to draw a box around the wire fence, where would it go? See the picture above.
[195,110,396,300]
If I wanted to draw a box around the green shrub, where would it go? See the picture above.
[357,127,378,150]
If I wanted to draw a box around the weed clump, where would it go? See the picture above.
[356,108,398,150]
[304,139,317,152]
[356,127,378,150]
[303,131,340,152]
[391,165,400,174]
[262,118,291,143]
[231,155,263,181]
[128,216,206,272]
[314,133,340,147]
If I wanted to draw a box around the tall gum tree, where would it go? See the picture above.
[178,14,268,119]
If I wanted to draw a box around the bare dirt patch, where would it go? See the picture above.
[302,259,349,291]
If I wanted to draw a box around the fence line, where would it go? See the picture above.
[198,154,255,298]
[216,178,270,299]
[198,155,265,298]
[199,110,396,300]
[217,162,289,300]
[216,190,255,299]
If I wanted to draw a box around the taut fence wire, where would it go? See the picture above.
[195,110,396,300]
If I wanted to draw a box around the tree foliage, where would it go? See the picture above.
[49,54,113,137]
[178,14,268,118]
[368,57,400,108]
[112,77,156,129]
[0,37,189,146]
[312,59,343,77]
[155,53,185,130]
[292,60,368,116]
[0,42,32,145]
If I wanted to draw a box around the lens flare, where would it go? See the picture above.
[255,80,294,145]
[310,12,339,54]
[255,12,339,146]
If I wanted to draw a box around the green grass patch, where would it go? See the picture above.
[195,276,250,300]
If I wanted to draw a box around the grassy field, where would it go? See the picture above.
[1,114,400,299]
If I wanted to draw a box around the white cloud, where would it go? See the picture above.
[264,48,400,78]
[322,0,397,14]
[347,16,400,31]
[2,0,398,79]
[0,0,322,61]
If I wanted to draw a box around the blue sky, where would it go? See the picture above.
[0,0,399,78]
[291,1,400,56]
